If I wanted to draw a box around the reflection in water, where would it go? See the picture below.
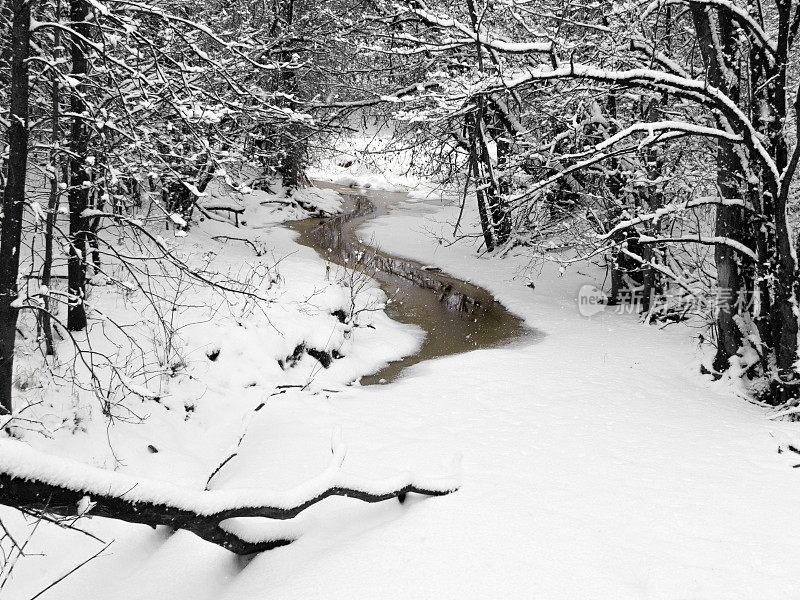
[288,183,537,384]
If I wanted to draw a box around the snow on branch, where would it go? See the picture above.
[600,197,752,240]
[594,121,741,152]
[636,234,757,260]
[627,39,690,78]
[508,137,681,209]
[643,0,777,59]
[102,0,287,72]
[499,64,779,182]
[405,2,552,54]
[506,120,741,211]
[0,437,459,555]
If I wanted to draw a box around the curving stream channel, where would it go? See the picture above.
[288,182,538,385]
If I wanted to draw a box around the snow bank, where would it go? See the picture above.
[7,163,800,600]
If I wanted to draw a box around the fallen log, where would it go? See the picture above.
[0,434,458,554]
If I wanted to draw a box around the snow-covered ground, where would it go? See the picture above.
[5,167,800,599]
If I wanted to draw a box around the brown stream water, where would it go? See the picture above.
[288,183,537,385]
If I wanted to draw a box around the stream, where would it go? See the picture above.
[289,183,537,385]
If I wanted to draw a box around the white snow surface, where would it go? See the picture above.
[307,131,445,197]
[4,170,800,599]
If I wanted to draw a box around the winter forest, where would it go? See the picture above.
[1,0,800,597]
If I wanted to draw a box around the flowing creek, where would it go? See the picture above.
[288,183,538,385]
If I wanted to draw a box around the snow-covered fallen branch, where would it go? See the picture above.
[0,435,459,554]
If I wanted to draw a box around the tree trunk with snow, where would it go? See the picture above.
[690,6,750,373]
[274,0,309,192]
[639,97,665,314]
[0,0,32,414]
[464,0,511,252]
[67,0,90,332]
[760,0,799,402]
[467,112,497,252]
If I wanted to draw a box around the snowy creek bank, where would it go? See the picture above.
[10,177,800,600]
[288,183,540,384]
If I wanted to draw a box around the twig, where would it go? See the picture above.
[204,453,238,491]
[211,235,262,256]
[28,541,113,600]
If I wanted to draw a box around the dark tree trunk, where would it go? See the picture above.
[746,17,776,380]
[67,0,90,331]
[639,97,665,313]
[463,0,512,250]
[603,89,629,305]
[478,117,511,248]
[0,0,32,414]
[640,12,672,314]
[691,7,750,372]
[764,0,798,401]
[466,114,495,252]
[689,3,800,400]
[279,126,308,191]
[275,0,308,192]
[712,139,748,370]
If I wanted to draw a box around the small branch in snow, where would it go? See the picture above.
[211,235,263,256]
[27,542,114,600]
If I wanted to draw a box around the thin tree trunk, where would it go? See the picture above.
[603,89,628,305]
[0,0,32,413]
[280,126,308,191]
[465,0,497,252]
[476,115,511,247]
[67,0,90,331]
[466,114,495,252]
[640,97,665,314]
[495,131,512,244]
[41,0,62,356]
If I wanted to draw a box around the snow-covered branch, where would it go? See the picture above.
[636,234,757,261]
[643,0,776,60]
[403,1,553,54]
[499,64,779,182]
[600,197,752,240]
[627,39,690,78]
